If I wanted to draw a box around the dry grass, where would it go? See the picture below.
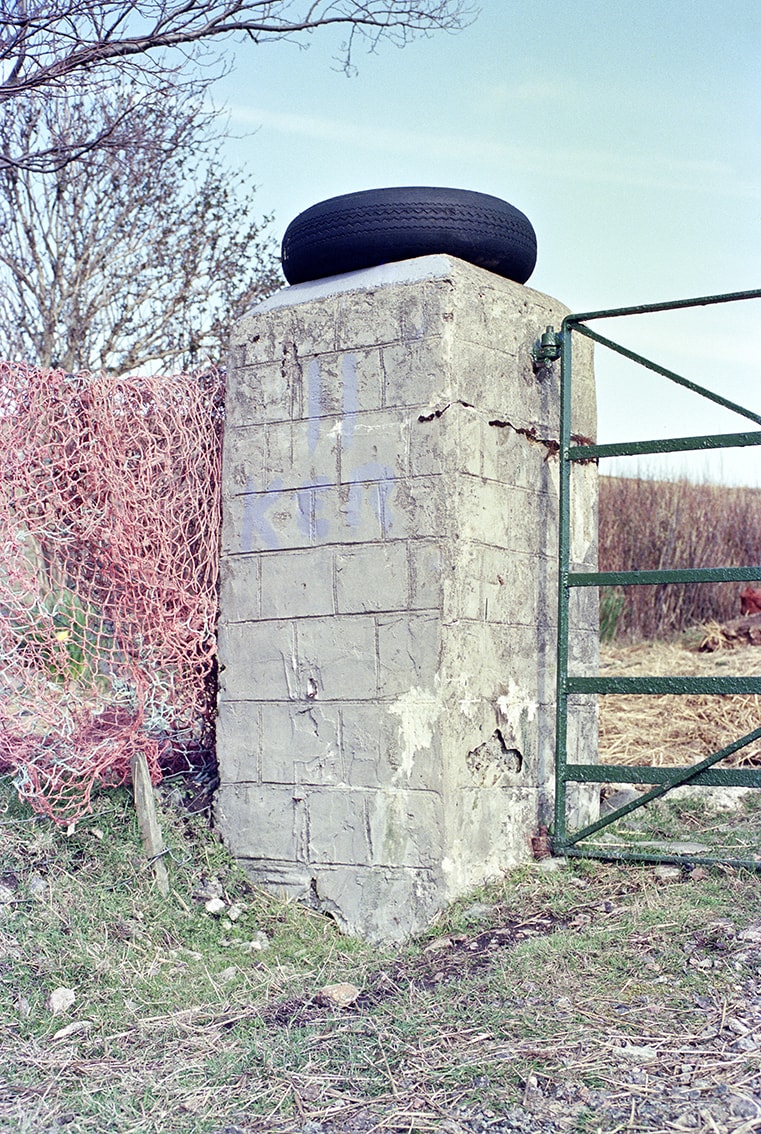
[599,476,761,640]
[598,640,761,767]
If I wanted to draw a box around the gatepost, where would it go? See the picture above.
[215,254,598,941]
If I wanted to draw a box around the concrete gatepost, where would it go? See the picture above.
[215,254,598,942]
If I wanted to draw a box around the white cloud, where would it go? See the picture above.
[227,104,760,199]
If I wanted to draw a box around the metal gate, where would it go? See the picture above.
[546,287,761,868]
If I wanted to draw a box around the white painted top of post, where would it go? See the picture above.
[254,254,462,312]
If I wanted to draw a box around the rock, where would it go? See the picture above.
[48,987,76,1016]
[317,982,360,1008]
[226,903,244,922]
[52,1019,93,1041]
[535,857,567,872]
[0,883,15,905]
[460,903,496,923]
[242,931,270,952]
[193,877,224,902]
[729,1095,761,1118]
[204,897,226,915]
[654,865,682,882]
[620,1044,658,1063]
[28,873,48,901]
[600,787,642,815]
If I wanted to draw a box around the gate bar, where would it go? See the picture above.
[565,287,761,324]
[571,430,761,460]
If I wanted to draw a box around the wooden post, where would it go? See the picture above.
[131,750,170,897]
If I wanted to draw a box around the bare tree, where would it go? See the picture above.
[0,1,473,169]
[0,84,282,373]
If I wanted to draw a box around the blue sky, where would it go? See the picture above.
[214,0,760,485]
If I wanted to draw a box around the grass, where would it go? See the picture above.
[2,775,761,1133]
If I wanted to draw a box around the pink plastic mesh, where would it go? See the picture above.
[0,362,223,824]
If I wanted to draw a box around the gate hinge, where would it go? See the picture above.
[532,326,562,368]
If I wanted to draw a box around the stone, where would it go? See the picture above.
[204,897,226,915]
[317,982,360,1007]
[620,1044,658,1063]
[215,254,597,941]
[48,987,76,1016]
[654,864,683,882]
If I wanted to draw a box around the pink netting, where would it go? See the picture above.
[0,362,223,824]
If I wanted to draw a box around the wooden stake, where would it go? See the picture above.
[130,750,170,897]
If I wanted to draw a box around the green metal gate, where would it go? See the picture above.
[548,287,761,868]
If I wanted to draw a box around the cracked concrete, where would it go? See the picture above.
[215,254,598,941]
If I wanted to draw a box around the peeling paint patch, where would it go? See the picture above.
[388,687,442,779]
[496,680,538,738]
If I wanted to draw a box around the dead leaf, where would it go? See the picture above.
[52,1019,93,1041]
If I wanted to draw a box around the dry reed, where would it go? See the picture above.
[599,476,761,641]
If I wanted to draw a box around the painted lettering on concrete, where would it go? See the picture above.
[241,476,282,551]
[346,462,396,537]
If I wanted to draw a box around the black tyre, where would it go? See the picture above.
[281,186,537,286]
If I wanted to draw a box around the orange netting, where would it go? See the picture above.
[0,362,223,825]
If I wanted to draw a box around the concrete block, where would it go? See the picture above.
[218,620,296,700]
[341,701,444,792]
[382,338,450,409]
[260,547,335,620]
[408,401,482,478]
[296,616,378,700]
[337,476,400,543]
[336,288,405,349]
[260,701,342,785]
[235,858,314,902]
[408,541,444,611]
[307,789,372,865]
[377,614,441,697]
[215,783,302,861]
[383,475,450,542]
[313,864,441,942]
[366,789,444,868]
[443,786,540,889]
[335,542,408,614]
[219,555,260,624]
[223,425,268,493]
[225,360,295,428]
[265,418,341,492]
[232,484,306,554]
[339,412,410,484]
[215,701,260,783]
[279,296,338,356]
